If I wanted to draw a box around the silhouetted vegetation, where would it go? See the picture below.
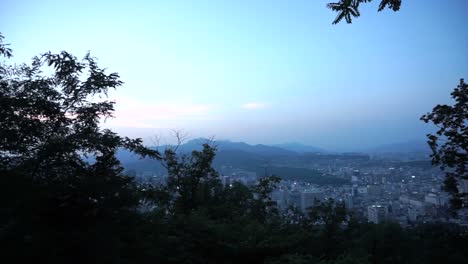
[1,34,467,263]
[421,79,468,210]
[327,0,402,24]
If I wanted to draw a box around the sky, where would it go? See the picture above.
[1,0,467,151]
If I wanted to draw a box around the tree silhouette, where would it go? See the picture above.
[0,33,160,263]
[327,0,402,24]
[421,79,468,210]
[0,33,12,58]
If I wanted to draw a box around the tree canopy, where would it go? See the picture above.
[0,32,160,263]
[421,79,468,210]
[327,0,402,24]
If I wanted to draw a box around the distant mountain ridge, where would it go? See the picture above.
[117,138,298,175]
[116,138,432,168]
[116,138,297,166]
[172,138,325,155]
[117,138,432,178]
[272,142,325,153]
[214,139,297,156]
[152,138,297,156]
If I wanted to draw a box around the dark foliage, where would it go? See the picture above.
[0,32,160,263]
[421,79,468,210]
[327,0,402,24]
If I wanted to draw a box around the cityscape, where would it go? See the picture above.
[129,139,468,227]
[1,0,467,263]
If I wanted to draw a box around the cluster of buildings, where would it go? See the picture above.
[134,157,468,227]
[270,185,324,212]
[263,163,468,227]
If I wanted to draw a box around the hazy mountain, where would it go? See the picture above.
[170,138,296,157]
[116,139,431,169]
[215,140,296,156]
[117,138,296,173]
[117,138,433,176]
[272,142,325,153]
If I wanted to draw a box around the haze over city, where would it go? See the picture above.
[1,0,467,151]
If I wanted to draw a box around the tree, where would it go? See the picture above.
[0,33,160,263]
[251,175,282,222]
[162,142,221,214]
[0,34,12,59]
[327,0,402,24]
[306,199,348,260]
[421,79,468,210]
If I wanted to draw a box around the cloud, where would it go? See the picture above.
[241,102,266,110]
[102,97,215,128]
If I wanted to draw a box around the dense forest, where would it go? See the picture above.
[1,32,467,263]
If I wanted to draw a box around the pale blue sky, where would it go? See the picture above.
[1,0,467,151]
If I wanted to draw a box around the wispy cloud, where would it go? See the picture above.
[241,102,266,110]
[103,97,215,128]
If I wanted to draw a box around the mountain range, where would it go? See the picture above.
[117,138,431,175]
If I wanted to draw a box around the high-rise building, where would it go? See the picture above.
[288,191,302,210]
[300,188,324,213]
[424,193,444,207]
[345,194,354,209]
[221,175,232,186]
[367,205,388,224]
[271,189,288,210]
[460,179,468,194]
[407,206,420,222]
